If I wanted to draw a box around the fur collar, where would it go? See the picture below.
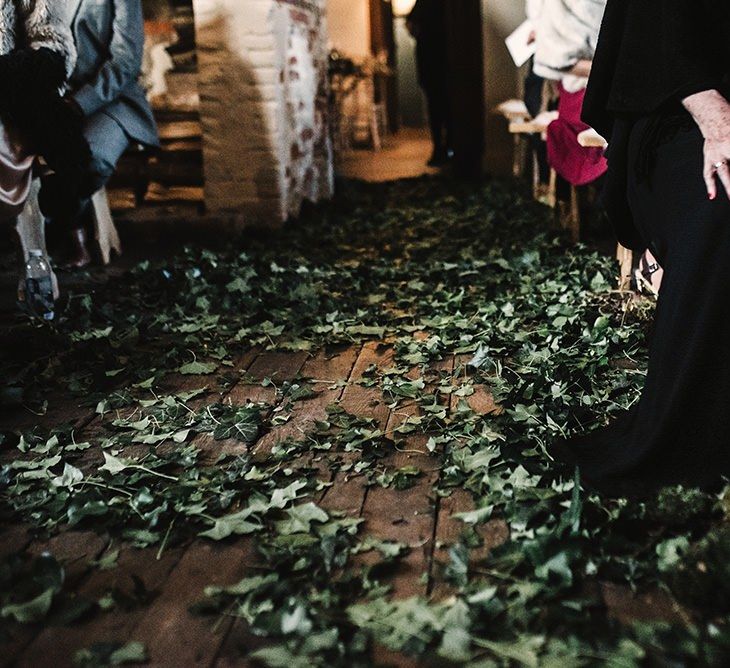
[0,0,76,77]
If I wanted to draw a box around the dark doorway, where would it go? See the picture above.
[331,0,485,180]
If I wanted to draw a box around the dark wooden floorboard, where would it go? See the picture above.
[125,541,256,666]
[363,357,453,601]
[252,345,360,459]
[318,342,393,514]
[17,545,185,668]
[429,355,507,601]
[1,345,675,666]
[4,531,110,667]
[215,346,361,666]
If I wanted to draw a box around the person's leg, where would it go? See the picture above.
[425,85,454,167]
[424,86,445,165]
[523,64,544,119]
[525,67,550,183]
[623,124,730,480]
[553,120,730,494]
[441,89,454,158]
[41,112,130,267]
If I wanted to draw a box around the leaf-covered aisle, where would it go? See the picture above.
[2,178,729,666]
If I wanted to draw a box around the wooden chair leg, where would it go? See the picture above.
[512,134,523,178]
[568,185,580,243]
[547,168,558,209]
[532,149,553,206]
[557,185,581,242]
[370,104,382,152]
[91,187,122,265]
[616,243,633,291]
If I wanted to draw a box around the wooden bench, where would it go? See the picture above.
[498,97,645,291]
[495,102,561,210]
[503,111,610,245]
[511,110,560,209]
[553,128,610,245]
[541,126,610,245]
[497,100,576,238]
[109,115,203,210]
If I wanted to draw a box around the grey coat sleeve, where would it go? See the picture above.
[73,0,145,116]
[20,0,77,78]
[534,0,606,79]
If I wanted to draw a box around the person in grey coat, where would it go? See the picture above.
[40,0,160,267]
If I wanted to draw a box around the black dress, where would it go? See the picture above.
[407,0,451,154]
[551,0,730,494]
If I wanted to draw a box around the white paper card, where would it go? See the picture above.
[505,20,536,68]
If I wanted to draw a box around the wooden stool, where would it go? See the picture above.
[495,99,531,177]
[509,110,559,207]
[553,127,610,244]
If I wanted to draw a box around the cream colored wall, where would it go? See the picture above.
[481,0,526,176]
[326,0,371,59]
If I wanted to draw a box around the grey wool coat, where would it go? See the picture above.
[68,0,159,147]
[533,0,607,90]
[0,0,77,76]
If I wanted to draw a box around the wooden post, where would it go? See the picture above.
[513,134,525,178]
[547,167,557,209]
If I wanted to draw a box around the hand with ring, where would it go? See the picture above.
[683,89,730,200]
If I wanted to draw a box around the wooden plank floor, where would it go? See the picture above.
[0,343,504,667]
[0,342,672,666]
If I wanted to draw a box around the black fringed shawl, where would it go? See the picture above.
[582,0,730,250]
[583,0,730,137]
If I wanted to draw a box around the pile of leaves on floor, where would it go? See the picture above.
[3,176,730,666]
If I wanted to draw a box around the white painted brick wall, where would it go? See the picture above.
[192,0,334,224]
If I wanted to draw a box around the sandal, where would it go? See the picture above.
[634,250,663,297]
